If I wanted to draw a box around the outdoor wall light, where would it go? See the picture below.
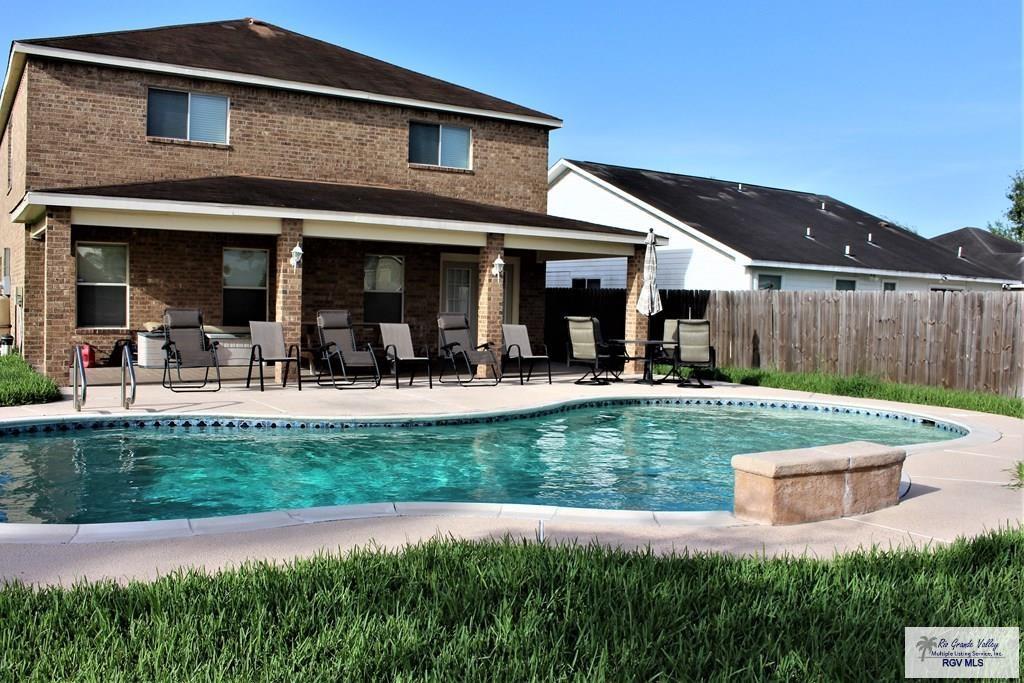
[289,242,304,269]
[491,253,505,278]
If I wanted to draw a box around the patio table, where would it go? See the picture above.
[608,339,664,384]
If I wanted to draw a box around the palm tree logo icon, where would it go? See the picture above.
[916,636,939,662]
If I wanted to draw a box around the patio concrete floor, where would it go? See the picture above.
[0,374,1021,586]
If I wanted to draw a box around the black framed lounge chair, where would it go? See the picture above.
[674,319,716,388]
[501,324,551,385]
[564,316,622,385]
[437,313,501,385]
[161,308,222,392]
[314,310,381,389]
[380,323,432,389]
[246,321,302,391]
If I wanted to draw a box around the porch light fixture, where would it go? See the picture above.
[289,242,304,269]
[491,253,505,279]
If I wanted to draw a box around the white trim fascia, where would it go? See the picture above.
[13,191,646,245]
[7,42,563,129]
[747,259,1015,285]
[0,50,26,133]
[549,159,750,262]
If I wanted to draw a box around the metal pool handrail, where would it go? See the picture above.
[120,343,137,410]
[72,345,88,412]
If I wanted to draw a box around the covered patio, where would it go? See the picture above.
[10,176,656,383]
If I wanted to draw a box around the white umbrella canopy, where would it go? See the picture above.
[635,229,663,317]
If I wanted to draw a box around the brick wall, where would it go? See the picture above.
[476,234,505,377]
[24,59,550,213]
[42,208,73,378]
[623,244,649,372]
[301,237,478,352]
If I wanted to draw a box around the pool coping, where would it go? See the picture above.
[0,394,998,544]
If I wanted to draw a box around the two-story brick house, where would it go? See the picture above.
[0,18,650,381]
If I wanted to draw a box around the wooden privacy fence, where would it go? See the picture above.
[705,290,1024,398]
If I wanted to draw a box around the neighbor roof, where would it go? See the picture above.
[20,175,640,240]
[931,227,1024,281]
[12,18,559,126]
[562,160,1010,280]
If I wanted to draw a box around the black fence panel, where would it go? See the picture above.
[543,288,711,361]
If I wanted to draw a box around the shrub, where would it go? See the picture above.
[0,354,62,407]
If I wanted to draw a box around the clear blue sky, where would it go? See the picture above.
[3,1,1020,236]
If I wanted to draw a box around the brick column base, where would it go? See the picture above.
[274,218,304,383]
[624,244,649,375]
[476,233,505,379]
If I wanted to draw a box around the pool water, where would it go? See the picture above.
[0,406,956,523]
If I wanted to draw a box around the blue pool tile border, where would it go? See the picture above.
[0,397,968,437]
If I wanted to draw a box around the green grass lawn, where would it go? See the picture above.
[690,366,1024,419]
[1,529,1021,681]
[0,354,61,407]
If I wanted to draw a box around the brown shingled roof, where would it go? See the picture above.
[20,18,559,124]
[37,175,639,239]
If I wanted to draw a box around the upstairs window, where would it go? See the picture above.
[6,121,11,192]
[147,89,229,144]
[408,122,471,169]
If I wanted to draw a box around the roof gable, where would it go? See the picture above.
[563,160,1011,280]
[14,18,559,126]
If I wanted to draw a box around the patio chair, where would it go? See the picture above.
[314,310,381,389]
[675,319,716,387]
[437,313,501,385]
[501,324,551,385]
[653,317,686,383]
[246,321,302,391]
[564,316,623,385]
[379,323,432,389]
[161,308,222,393]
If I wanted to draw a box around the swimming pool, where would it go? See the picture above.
[0,400,960,524]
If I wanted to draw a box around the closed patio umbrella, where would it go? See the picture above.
[636,229,662,317]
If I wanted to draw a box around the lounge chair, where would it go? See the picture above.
[379,323,432,389]
[161,308,222,392]
[674,319,716,388]
[246,321,302,391]
[564,316,623,385]
[501,324,551,384]
[314,310,381,389]
[437,313,501,385]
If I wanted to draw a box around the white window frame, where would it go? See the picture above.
[757,273,783,290]
[408,121,473,170]
[364,254,405,322]
[147,87,231,144]
[882,281,897,292]
[222,247,269,324]
[834,278,857,291]
[75,241,129,329]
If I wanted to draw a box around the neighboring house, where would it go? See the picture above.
[930,227,1024,286]
[546,160,1017,292]
[0,19,650,380]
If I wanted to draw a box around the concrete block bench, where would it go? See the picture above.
[731,441,906,525]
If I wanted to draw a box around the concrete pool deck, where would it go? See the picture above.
[0,376,1021,586]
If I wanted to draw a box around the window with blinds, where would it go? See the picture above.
[147,89,229,144]
[408,122,471,169]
